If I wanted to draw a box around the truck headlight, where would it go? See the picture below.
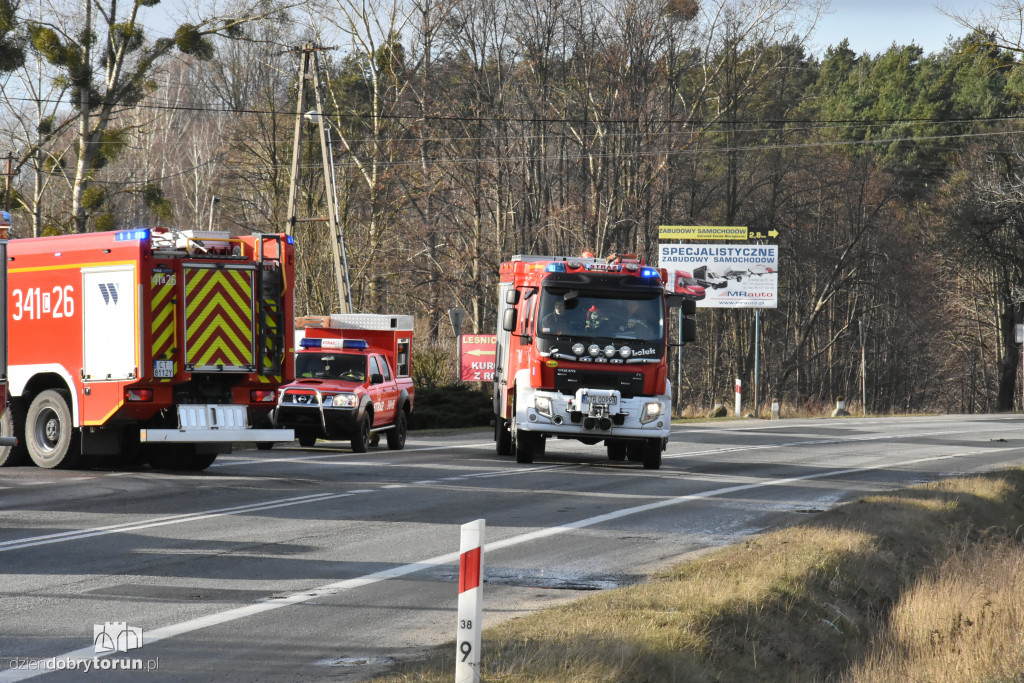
[534,396,553,417]
[640,402,661,424]
[325,393,358,408]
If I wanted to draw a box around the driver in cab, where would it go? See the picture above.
[541,299,571,334]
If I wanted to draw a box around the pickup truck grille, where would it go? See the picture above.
[281,391,320,405]
[553,368,645,398]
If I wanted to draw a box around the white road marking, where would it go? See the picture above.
[0,493,353,553]
[2,446,1020,681]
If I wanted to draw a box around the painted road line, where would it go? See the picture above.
[3,447,1020,682]
[0,492,352,554]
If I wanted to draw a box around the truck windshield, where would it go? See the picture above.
[536,289,664,341]
[296,353,367,382]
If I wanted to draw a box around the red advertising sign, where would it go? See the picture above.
[460,334,497,382]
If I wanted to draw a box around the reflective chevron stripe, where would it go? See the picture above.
[183,267,255,371]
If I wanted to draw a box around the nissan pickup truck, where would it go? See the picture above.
[273,314,414,452]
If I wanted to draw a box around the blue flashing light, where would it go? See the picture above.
[286,235,295,245]
[342,339,369,350]
[641,267,659,278]
[115,228,150,242]
[545,262,566,273]
[299,338,323,348]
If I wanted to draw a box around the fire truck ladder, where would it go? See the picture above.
[256,235,287,376]
[284,42,353,314]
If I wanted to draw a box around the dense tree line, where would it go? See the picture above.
[4,0,1024,414]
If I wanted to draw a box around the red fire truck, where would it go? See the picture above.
[275,314,414,451]
[2,228,295,470]
[0,212,14,460]
[494,253,696,469]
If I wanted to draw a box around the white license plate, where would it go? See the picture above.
[586,395,617,405]
[154,360,174,378]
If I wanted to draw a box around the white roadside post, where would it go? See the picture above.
[456,519,485,683]
[734,378,742,417]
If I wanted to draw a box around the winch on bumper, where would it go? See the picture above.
[514,384,671,441]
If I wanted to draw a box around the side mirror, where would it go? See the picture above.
[505,289,520,305]
[370,373,384,385]
[681,318,696,343]
[682,299,696,316]
[502,308,518,332]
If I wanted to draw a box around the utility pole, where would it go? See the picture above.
[285,43,352,314]
[2,152,16,216]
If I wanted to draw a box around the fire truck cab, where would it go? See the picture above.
[494,253,695,469]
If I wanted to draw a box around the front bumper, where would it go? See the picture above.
[274,404,361,438]
[513,383,671,440]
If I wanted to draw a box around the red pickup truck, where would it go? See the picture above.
[273,314,414,451]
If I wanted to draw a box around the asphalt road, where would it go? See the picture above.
[2,414,1024,681]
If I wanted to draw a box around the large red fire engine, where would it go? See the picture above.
[1,227,295,470]
[494,253,695,469]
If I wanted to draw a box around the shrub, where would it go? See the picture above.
[409,385,492,430]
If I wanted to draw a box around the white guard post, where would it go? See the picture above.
[735,378,742,418]
[456,519,485,683]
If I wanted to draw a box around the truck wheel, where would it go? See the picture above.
[641,438,662,470]
[187,452,219,470]
[0,406,26,466]
[256,442,274,451]
[495,417,512,456]
[351,415,371,453]
[298,432,317,448]
[386,410,407,450]
[606,440,627,461]
[513,427,533,463]
[25,390,80,469]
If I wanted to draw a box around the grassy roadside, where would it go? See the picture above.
[374,470,1024,682]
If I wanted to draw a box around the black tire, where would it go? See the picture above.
[25,390,80,469]
[256,442,274,451]
[145,444,191,470]
[147,445,217,471]
[513,427,533,463]
[0,406,26,466]
[298,432,317,448]
[187,452,219,470]
[351,414,371,453]
[386,410,407,450]
[606,440,627,461]
[641,438,662,470]
[495,417,512,456]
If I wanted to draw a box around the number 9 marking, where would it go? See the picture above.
[460,641,472,662]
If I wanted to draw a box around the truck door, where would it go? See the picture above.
[367,356,389,426]
[377,355,399,424]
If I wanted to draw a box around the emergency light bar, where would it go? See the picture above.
[115,229,150,241]
[299,338,369,350]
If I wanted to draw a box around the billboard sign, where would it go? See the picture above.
[659,244,778,309]
[460,334,497,381]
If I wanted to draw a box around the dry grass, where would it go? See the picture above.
[374,470,1024,682]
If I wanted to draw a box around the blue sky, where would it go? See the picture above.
[811,0,983,57]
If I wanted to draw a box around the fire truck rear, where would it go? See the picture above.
[2,227,295,470]
[493,253,696,469]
